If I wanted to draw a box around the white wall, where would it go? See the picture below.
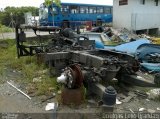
[113,0,160,31]
[113,0,136,30]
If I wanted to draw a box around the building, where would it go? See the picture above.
[25,12,39,26]
[113,0,160,35]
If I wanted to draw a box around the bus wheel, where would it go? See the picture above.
[96,19,102,26]
[62,20,70,28]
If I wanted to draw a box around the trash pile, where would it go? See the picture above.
[14,25,160,113]
[109,28,139,42]
[94,27,160,75]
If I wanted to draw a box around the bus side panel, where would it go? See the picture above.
[45,4,113,27]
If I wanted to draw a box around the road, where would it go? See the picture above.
[0,31,49,40]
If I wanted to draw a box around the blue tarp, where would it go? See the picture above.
[136,44,160,72]
[114,38,150,55]
[141,63,160,72]
[104,38,151,54]
[136,43,160,62]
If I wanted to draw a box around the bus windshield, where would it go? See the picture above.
[39,4,48,20]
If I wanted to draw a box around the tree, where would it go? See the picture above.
[44,0,61,7]
[0,7,39,26]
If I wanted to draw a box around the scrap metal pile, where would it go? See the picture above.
[16,25,160,107]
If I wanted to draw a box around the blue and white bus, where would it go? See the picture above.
[39,2,112,28]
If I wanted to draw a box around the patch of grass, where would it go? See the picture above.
[0,65,5,77]
[0,39,58,95]
[36,76,58,96]
[0,39,43,81]
[0,24,13,33]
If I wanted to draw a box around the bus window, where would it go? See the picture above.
[89,7,96,14]
[61,5,69,13]
[70,5,79,14]
[49,6,58,15]
[104,7,111,14]
[80,6,88,13]
[39,6,48,19]
[97,7,103,13]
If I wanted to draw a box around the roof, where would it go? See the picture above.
[41,2,112,7]
[60,2,112,7]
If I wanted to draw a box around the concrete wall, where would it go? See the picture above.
[113,0,135,30]
[113,0,160,31]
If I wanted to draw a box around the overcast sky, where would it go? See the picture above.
[0,0,113,9]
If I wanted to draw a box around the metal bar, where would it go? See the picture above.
[7,81,31,100]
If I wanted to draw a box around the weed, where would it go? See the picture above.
[0,24,13,33]
[0,39,58,95]
[36,76,58,96]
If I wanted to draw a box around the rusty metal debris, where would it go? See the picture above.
[15,24,160,109]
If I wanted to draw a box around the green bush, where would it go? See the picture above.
[0,24,13,33]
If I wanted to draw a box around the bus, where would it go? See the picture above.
[39,3,113,28]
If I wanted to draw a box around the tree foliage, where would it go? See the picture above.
[0,0,61,26]
[44,0,61,7]
[0,7,39,26]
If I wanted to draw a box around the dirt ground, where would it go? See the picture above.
[0,67,160,119]
[0,31,49,39]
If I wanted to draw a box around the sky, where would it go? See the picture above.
[0,0,113,9]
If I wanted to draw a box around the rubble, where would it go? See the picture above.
[87,99,97,105]
[45,102,58,111]
[111,28,138,42]
[33,77,42,83]
[157,107,160,111]
[134,90,148,98]
[146,99,150,102]
[147,109,156,113]
[117,92,137,103]
[147,88,160,100]
[41,94,56,103]
[129,108,134,113]
[139,108,146,112]
[103,27,160,75]
[116,99,122,105]
[14,24,160,112]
